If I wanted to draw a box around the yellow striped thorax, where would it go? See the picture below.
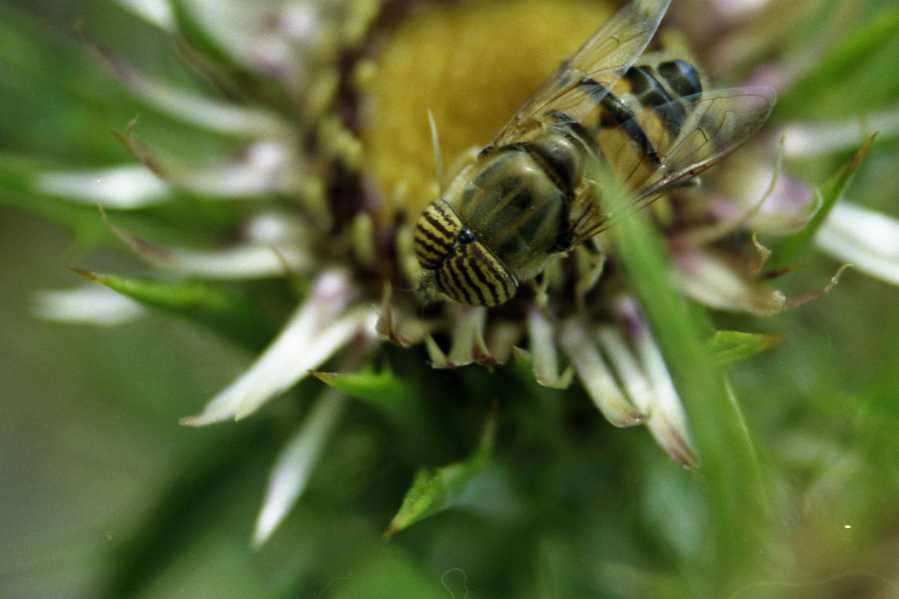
[414,198,518,307]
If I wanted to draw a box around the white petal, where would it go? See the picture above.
[116,0,174,30]
[106,212,311,280]
[177,142,298,198]
[596,327,654,413]
[181,271,366,426]
[425,335,451,369]
[715,0,770,18]
[33,286,146,326]
[36,166,170,209]
[560,320,641,427]
[528,309,573,389]
[253,391,346,547]
[111,62,289,137]
[621,302,695,466]
[139,242,310,280]
[178,0,304,78]
[816,202,899,286]
[436,305,492,368]
[244,211,307,245]
[781,107,899,159]
[674,250,786,316]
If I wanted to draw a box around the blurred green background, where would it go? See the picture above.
[2,1,899,598]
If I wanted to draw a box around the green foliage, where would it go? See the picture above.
[3,1,899,598]
[76,270,276,350]
[708,330,782,366]
[386,410,496,537]
[314,368,424,426]
[777,3,899,117]
[770,135,876,269]
[607,180,766,593]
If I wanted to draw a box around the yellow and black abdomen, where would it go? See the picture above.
[568,59,704,189]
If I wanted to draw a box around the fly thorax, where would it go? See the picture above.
[524,131,584,194]
[454,148,568,280]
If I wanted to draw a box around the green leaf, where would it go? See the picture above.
[769,135,876,270]
[330,548,449,599]
[75,270,276,350]
[594,164,766,592]
[99,423,270,599]
[313,368,424,426]
[0,158,108,245]
[708,331,782,366]
[168,0,242,69]
[777,4,899,116]
[386,409,497,537]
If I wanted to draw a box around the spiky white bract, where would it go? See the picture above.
[614,298,695,467]
[253,391,346,548]
[181,270,373,426]
[114,70,290,138]
[781,107,899,159]
[116,0,174,30]
[528,309,574,390]
[36,166,170,209]
[560,320,642,428]
[33,286,146,326]
[674,249,786,316]
[817,202,899,287]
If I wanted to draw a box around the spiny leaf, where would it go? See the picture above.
[386,410,497,537]
[0,158,110,245]
[708,331,782,366]
[313,368,423,426]
[769,135,876,270]
[777,4,899,116]
[74,270,276,350]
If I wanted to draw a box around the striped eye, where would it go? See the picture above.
[414,200,462,270]
[436,240,518,307]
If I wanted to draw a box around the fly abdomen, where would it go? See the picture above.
[578,78,662,167]
[658,59,703,101]
[624,65,687,139]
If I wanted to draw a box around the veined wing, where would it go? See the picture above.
[492,0,671,146]
[572,87,777,242]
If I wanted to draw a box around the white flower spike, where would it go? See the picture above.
[181,270,371,426]
[253,391,346,547]
[33,286,146,326]
[36,166,170,210]
[817,202,899,287]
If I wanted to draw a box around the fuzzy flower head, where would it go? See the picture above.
[28,0,899,548]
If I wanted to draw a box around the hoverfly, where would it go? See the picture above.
[413,0,775,307]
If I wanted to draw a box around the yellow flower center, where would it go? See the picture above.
[359,0,613,220]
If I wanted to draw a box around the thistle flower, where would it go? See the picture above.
[10,0,899,573]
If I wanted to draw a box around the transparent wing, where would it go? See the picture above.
[492,0,671,146]
[573,87,777,242]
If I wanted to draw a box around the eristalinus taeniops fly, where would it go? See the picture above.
[413,0,775,307]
